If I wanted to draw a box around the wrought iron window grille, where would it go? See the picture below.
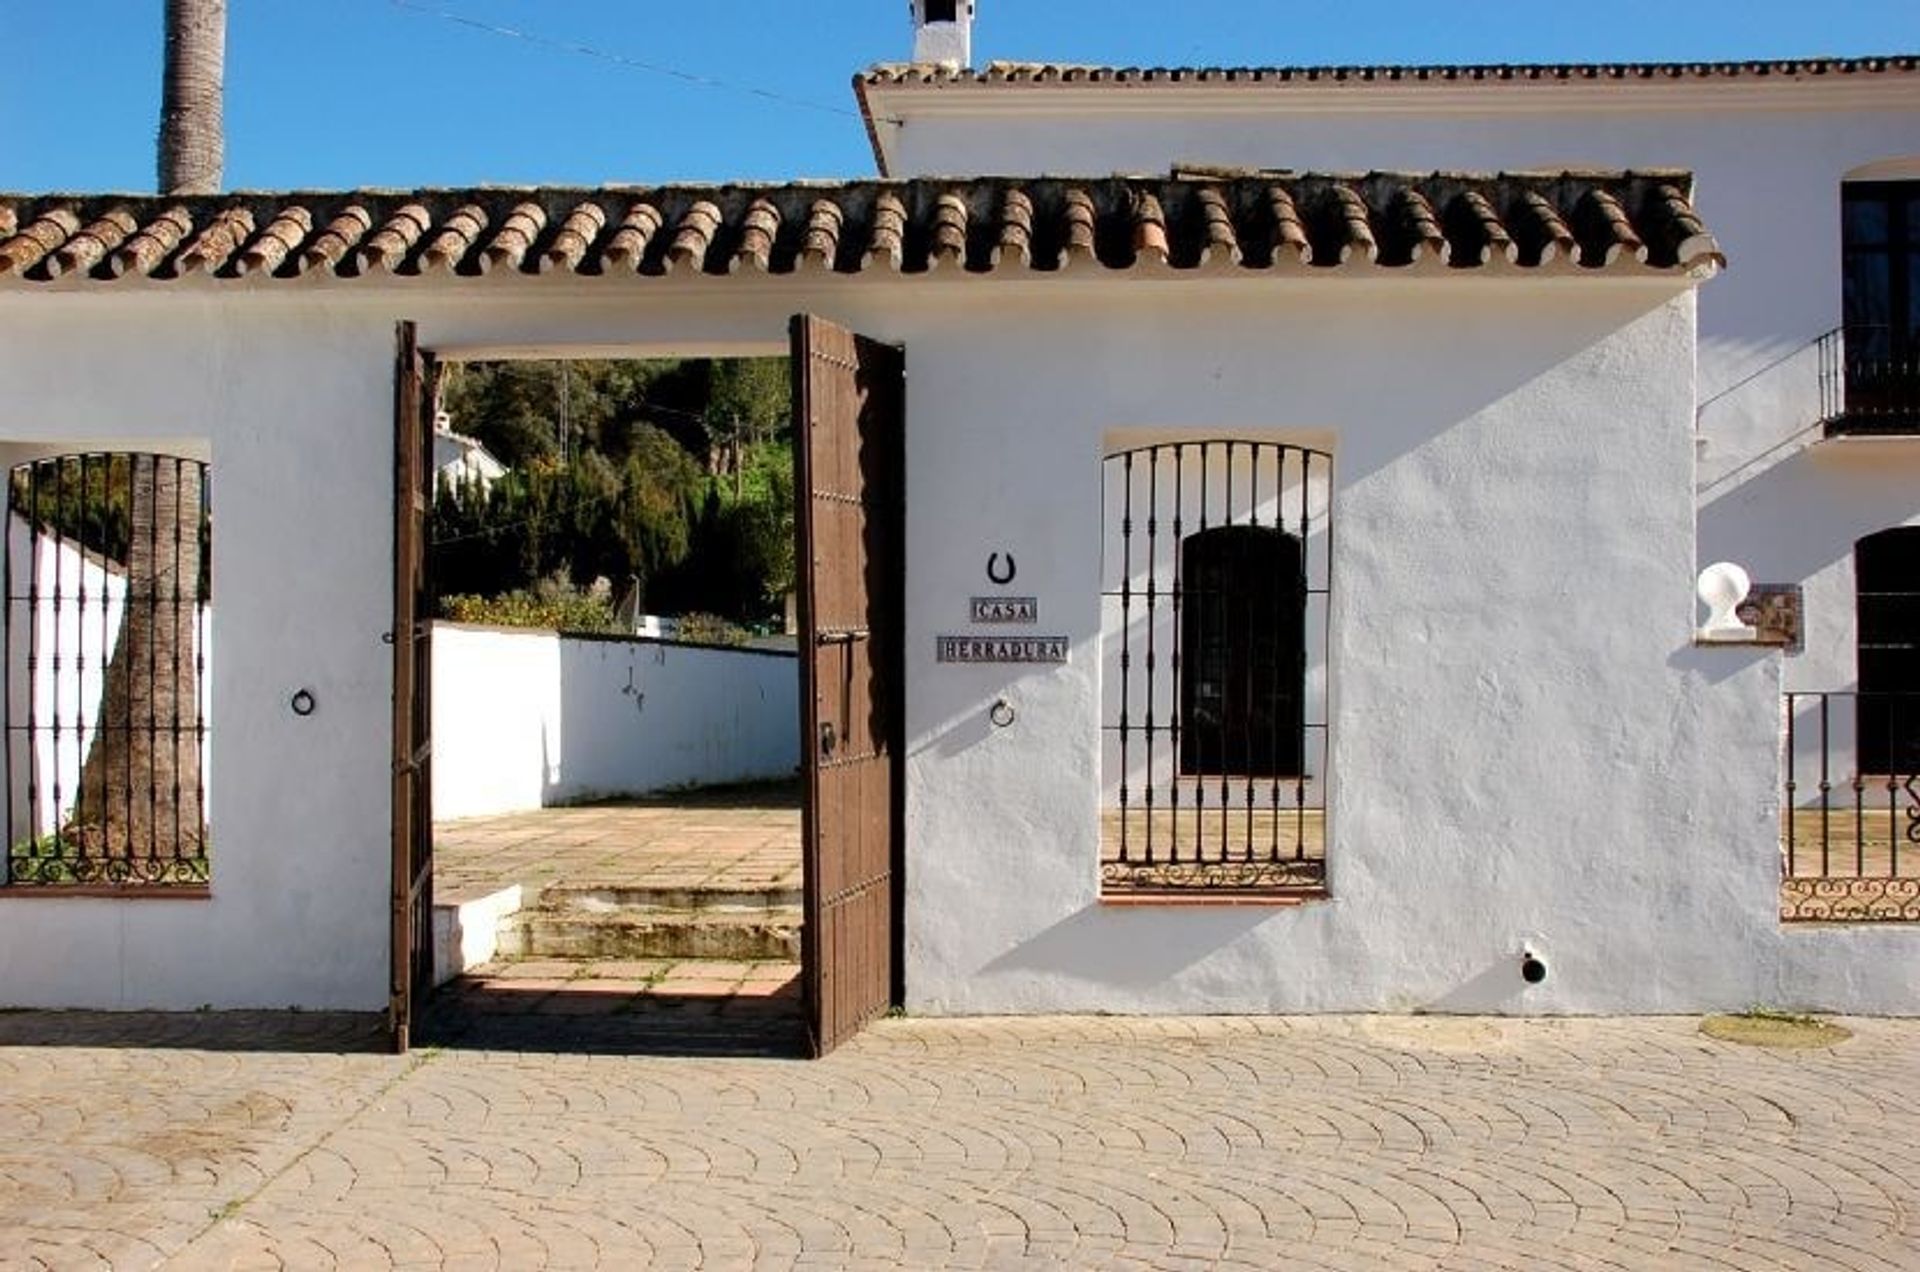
[1781,691,1920,923]
[4,453,211,888]
[1100,440,1331,897]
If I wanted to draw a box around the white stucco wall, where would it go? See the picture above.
[431,623,799,821]
[873,84,1920,706]
[0,304,391,1009]
[0,265,1908,1013]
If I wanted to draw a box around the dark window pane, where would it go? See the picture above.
[1858,525,1920,691]
[1845,195,1891,247]
[1179,524,1304,778]
[1910,252,1920,331]
[1858,525,1920,770]
[1858,525,1920,579]
[1844,251,1893,339]
[1907,193,1920,243]
[1860,594,1920,647]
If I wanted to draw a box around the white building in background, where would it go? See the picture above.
[431,411,507,491]
[0,4,1913,1020]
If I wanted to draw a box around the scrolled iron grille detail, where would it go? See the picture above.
[1101,857,1326,893]
[1781,691,1919,923]
[1781,878,1920,924]
[1100,440,1330,894]
[4,454,211,888]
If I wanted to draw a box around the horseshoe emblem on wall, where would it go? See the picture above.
[986,552,1017,586]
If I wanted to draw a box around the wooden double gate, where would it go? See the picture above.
[388,316,904,1058]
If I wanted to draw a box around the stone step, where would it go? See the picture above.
[497,906,801,961]
[541,885,802,914]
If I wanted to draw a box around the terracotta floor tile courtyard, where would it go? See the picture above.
[432,780,802,901]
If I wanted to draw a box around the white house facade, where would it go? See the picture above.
[0,27,1914,1031]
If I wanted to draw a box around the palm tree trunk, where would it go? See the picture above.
[158,0,226,195]
[75,457,204,863]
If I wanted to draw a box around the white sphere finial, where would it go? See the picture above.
[1697,561,1755,640]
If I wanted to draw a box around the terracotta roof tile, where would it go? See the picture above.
[862,55,1920,88]
[734,198,782,274]
[0,174,1724,288]
[866,192,908,272]
[801,199,843,269]
[51,208,138,279]
[178,206,256,275]
[239,206,312,277]
[356,203,431,275]
[480,201,544,275]
[112,205,192,279]
[301,204,372,274]
[419,204,487,274]
[541,201,601,274]
[993,188,1034,268]
[929,192,969,270]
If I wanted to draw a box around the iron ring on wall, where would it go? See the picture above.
[290,689,316,717]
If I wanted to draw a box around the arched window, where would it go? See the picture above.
[1178,525,1304,778]
[1857,526,1920,774]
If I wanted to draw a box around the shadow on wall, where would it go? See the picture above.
[980,904,1276,987]
[1699,444,1920,590]
[980,907,1560,1014]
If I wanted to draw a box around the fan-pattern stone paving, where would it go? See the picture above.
[2,1012,1917,1269]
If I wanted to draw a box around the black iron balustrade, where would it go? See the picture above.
[1781,691,1920,922]
[1819,325,1920,436]
[1100,440,1330,896]
[4,454,211,888]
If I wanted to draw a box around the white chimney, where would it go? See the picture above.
[912,0,974,69]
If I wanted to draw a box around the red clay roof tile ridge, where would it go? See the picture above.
[863,54,1920,86]
[0,174,1722,286]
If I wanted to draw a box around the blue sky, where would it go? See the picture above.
[5,1,1919,192]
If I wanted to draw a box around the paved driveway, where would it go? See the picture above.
[2,1012,1916,1270]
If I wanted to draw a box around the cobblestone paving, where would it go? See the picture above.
[2,1012,1917,1270]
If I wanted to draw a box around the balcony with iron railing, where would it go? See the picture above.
[1818,325,1920,437]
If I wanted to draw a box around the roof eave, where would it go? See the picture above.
[860,56,1920,118]
[852,73,894,178]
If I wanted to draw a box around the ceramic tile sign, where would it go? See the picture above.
[1737,584,1802,651]
[969,596,1038,624]
[936,634,1069,664]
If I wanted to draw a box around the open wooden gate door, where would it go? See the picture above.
[390,322,436,1053]
[791,315,905,1058]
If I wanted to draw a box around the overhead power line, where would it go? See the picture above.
[385,0,899,125]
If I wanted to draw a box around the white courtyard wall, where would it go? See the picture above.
[0,272,1907,1012]
[5,513,130,843]
[431,623,799,821]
